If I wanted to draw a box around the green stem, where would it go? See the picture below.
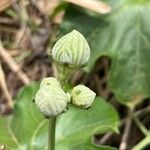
[132,134,150,150]
[133,115,148,136]
[48,117,56,150]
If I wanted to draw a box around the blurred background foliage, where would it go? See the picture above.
[0,0,150,149]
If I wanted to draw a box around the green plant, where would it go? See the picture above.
[35,30,119,150]
[60,0,150,149]
[0,30,119,150]
[61,0,150,108]
[1,0,149,149]
[34,30,97,149]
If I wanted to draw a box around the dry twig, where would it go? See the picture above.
[119,109,133,150]
[0,0,16,12]
[98,106,150,146]
[0,62,13,109]
[31,0,59,15]
[0,42,30,85]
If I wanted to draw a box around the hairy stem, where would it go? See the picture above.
[48,117,56,150]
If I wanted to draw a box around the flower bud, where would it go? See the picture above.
[71,85,96,108]
[51,30,91,68]
[35,86,70,117]
[40,77,61,88]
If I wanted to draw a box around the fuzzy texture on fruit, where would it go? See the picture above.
[71,85,96,108]
[35,79,70,117]
[40,77,61,88]
[51,30,91,68]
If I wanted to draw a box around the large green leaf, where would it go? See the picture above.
[60,0,150,106]
[0,83,119,150]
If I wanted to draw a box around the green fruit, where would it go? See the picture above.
[71,85,96,108]
[51,30,91,68]
[35,86,70,117]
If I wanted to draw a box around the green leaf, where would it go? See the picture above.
[0,83,47,150]
[70,140,117,150]
[56,98,119,150]
[60,1,150,106]
[0,83,119,150]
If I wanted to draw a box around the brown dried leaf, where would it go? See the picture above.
[32,0,60,15]
[0,0,16,12]
[64,0,111,14]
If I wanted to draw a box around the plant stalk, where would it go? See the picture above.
[119,108,133,150]
[132,134,150,150]
[48,117,56,150]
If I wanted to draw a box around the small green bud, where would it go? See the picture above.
[35,86,70,117]
[40,77,61,88]
[71,85,96,108]
[51,30,91,68]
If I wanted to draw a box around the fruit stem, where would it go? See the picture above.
[48,117,56,150]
